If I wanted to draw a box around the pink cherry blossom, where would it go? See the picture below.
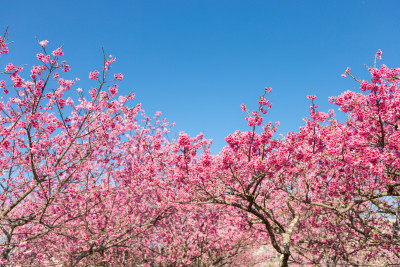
[114,73,123,81]
[89,70,99,80]
[0,30,398,267]
[52,47,64,56]
[39,40,48,47]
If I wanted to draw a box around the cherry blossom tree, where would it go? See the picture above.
[1,27,400,267]
[0,30,266,266]
[173,52,400,266]
[0,29,180,265]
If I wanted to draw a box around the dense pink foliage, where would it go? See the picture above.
[0,30,399,266]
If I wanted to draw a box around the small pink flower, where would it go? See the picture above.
[5,63,15,72]
[89,70,99,80]
[57,98,66,109]
[341,74,347,78]
[2,140,10,149]
[258,97,269,106]
[89,88,97,97]
[114,73,124,81]
[43,55,50,63]
[0,39,9,56]
[19,100,27,106]
[52,48,64,56]
[246,117,256,126]
[109,84,118,95]
[37,53,45,61]
[39,40,49,47]
[63,64,70,72]
[66,97,74,105]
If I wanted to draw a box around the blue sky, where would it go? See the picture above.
[2,0,400,153]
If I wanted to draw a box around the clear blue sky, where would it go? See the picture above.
[2,0,400,153]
